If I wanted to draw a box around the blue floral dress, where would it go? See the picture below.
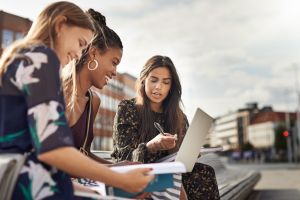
[0,45,78,199]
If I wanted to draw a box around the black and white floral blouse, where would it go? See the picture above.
[112,98,220,200]
[111,98,188,163]
[0,45,76,199]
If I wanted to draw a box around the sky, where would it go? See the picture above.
[1,0,300,120]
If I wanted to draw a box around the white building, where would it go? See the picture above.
[210,112,238,150]
[210,103,258,150]
[248,122,275,148]
[248,111,296,149]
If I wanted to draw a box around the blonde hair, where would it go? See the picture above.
[0,1,94,85]
[61,59,79,120]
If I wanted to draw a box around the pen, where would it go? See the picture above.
[154,122,166,136]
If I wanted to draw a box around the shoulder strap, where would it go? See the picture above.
[80,89,93,155]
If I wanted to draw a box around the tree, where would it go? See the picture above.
[241,142,254,151]
[274,123,287,151]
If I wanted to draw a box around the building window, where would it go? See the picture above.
[2,29,14,48]
[98,93,120,112]
[15,32,24,40]
[107,79,124,93]
[123,86,136,98]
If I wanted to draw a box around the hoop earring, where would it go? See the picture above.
[88,59,98,70]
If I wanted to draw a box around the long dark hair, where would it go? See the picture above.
[136,55,184,142]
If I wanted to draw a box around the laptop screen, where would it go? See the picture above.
[175,108,214,172]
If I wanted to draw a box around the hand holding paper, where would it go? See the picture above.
[120,168,154,193]
[107,162,186,198]
[76,162,186,199]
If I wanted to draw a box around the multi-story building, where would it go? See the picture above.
[92,73,137,151]
[248,110,296,149]
[210,103,259,150]
[210,101,298,153]
[0,11,32,55]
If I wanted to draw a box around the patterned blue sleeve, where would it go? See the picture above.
[9,46,74,154]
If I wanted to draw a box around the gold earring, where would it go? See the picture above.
[88,59,98,70]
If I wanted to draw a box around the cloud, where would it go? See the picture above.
[1,0,300,119]
[95,0,300,118]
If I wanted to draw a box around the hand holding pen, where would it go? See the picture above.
[146,122,178,153]
[154,122,178,140]
[154,122,166,136]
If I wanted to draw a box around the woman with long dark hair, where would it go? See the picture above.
[112,55,220,200]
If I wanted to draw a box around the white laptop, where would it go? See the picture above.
[175,108,214,172]
[157,108,214,172]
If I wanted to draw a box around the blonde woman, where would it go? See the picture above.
[0,2,153,199]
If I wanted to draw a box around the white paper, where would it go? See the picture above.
[110,161,186,175]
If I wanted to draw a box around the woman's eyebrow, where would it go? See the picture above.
[150,76,171,80]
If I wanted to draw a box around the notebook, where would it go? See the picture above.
[75,162,186,199]
[157,108,214,172]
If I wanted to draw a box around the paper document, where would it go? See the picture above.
[110,161,186,174]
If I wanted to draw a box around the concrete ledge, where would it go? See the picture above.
[198,153,261,200]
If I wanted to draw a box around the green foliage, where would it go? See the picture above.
[274,123,287,150]
[241,142,254,151]
[203,143,210,148]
